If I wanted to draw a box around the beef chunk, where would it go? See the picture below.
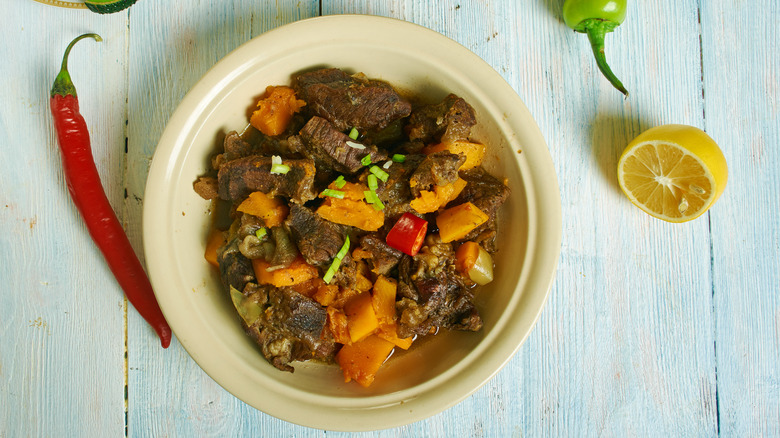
[373,154,424,218]
[217,237,256,293]
[293,68,412,131]
[292,116,387,174]
[395,236,482,338]
[397,276,482,336]
[193,176,219,200]
[332,253,359,292]
[406,94,476,144]
[245,287,336,372]
[218,128,304,165]
[454,167,510,241]
[217,155,316,203]
[396,260,482,338]
[285,204,345,267]
[224,131,254,159]
[409,151,465,197]
[359,234,403,275]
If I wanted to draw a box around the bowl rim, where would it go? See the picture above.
[143,14,561,431]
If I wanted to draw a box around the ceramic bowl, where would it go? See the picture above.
[144,15,561,431]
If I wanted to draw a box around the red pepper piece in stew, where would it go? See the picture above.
[50,34,172,348]
[386,212,428,256]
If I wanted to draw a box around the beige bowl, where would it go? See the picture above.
[144,15,561,431]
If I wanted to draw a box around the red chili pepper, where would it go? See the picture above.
[386,212,428,256]
[50,34,172,348]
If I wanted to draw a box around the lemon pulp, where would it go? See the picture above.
[617,125,727,223]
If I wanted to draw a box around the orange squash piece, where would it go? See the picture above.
[409,177,468,214]
[249,86,305,136]
[355,272,374,293]
[423,140,486,170]
[289,277,325,298]
[316,182,384,231]
[330,181,366,201]
[436,202,489,243]
[236,191,289,228]
[371,276,397,327]
[344,291,379,343]
[252,256,319,287]
[369,275,413,349]
[377,324,413,350]
[336,334,395,387]
[204,228,225,267]
[327,306,351,345]
[313,283,339,307]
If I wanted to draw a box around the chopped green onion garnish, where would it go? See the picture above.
[361,154,372,166]
[364,190,385,210]
[334,175,346,189]
[367,174,378,191]
[371,197,385,211]
[323,257,342,284]
[335,236,350,260]
[321,189,345,199]
[392,154,406,163]
[383,160,393,169]
[369,165,389,182]
[270,163,290,174]
[270,156,289,174]
[363,190,384,210]
[348,127,359,140]
[255,228,267,240]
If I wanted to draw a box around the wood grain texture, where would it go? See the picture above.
[0,4,128,437]
[1,0,778,436]
[701,1,780,436]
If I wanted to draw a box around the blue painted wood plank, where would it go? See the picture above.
[0,4,128,437]
[701,1,780,436]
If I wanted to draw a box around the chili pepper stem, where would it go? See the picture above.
[580,19,628,97]
[51,33,102,98]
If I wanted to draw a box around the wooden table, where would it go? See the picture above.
[2,1,778,436]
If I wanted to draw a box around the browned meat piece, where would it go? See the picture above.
[193,176,219,200]
[293,68,412,132]
[227,126,305,158]
[224,131,254,159]
[397,262,482,337]
[408,151,465,197]
[217,237,257,293]
[395,238,482,338]
[371,154,424,219]
[285,204,346,267]
[397,277,482,336]
[292,116,387,174]
[245,286,336,372]
[453,167,510,241]
[359,234,403,275]
[406,94,477,144]
[332,254,359,292]
[217,155,316,203]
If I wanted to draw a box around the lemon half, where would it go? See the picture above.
[617,124,728,223]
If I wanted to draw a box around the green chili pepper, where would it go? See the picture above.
[563,0,628,96]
